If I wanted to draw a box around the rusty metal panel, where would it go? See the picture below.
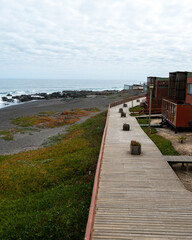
[168,72,187,101]
[147,77,169,109]
[156,80,168,100]
[176,104,192,127]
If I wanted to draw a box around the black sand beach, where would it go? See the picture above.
[0,92,133,155]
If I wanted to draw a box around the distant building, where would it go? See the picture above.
[124,83,146,92]
[143,82,147,92]
[144,76,169,113]
[124,84,132,90]
[132,84,143,91]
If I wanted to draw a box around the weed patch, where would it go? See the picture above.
[1,109,99,141]
[0,111,106,239]
[129,105,143,112]
[11,109,98,128]
[142,127,179,155]
[137,118,149,125]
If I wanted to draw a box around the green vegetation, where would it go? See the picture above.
[141,126,179,155]
[129,105,143,112]
[11,109,98,128]
[43,133,68,147]
[0,127,38,141]
[130,140,141,146]
[149,134,179,155]
[129,106,144,116]
[136,117,178,155]
[0,111,107,240]
[142,126,157,134]
[0,129,14,140]
[178,136,186,143]
[137,118,149,125]
[0,109,99,141]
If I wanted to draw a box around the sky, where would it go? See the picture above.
[0,0,192,84]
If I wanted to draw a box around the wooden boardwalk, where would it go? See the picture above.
[165,155,192,163]
[92,99,192,239]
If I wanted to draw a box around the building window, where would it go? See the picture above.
[187,83,192,95]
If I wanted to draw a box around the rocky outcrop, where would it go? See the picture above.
[2,97,14,102]
[2,90,120,103]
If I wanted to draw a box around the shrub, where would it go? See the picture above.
[119,108,123,113]
[130,140,141,146]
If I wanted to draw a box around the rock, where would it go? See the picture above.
[2,97,8,101]
[10,90,122,103]
[48,92,63,99]
[2,97,14,102]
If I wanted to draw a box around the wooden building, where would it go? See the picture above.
[144,76,169,112]
[162,71,192,131]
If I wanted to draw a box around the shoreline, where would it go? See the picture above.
[0,89,123,110]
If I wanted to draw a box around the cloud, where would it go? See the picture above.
[0,0,192,82]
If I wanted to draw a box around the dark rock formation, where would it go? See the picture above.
[2,90,121,104]
[2,97,14,102]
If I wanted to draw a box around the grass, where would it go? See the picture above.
[136,116,178,155]
[0,111,107,240]
[129,106,144,116]
[0,129,14,140]
[43,133,68,147]
[141,126,179,155]
[129,105,143,112]
[137,118,149,125]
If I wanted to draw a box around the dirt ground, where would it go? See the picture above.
[0,92,135,155]
[151,119,192,192]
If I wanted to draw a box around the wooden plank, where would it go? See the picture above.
[91,99,192,240]
[165,155,192,163]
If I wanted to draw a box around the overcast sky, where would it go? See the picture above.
[0,0,192,83]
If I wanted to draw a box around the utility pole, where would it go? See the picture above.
[148,84,154,134]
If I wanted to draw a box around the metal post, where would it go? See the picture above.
[148,84,153,134]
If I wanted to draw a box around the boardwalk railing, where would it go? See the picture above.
[84,106,110,240]
[84,93,145,240]
[109,94,145,108]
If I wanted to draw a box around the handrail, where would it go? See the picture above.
[110,94,145,108]
[84,93,145,240]
[162,98,177,106]
[84,106,110,240]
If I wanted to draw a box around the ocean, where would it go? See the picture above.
[0,79,124,109]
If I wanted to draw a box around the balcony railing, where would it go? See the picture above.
[162,99,177,125]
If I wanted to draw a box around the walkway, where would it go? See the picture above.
[92,99,192,239]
